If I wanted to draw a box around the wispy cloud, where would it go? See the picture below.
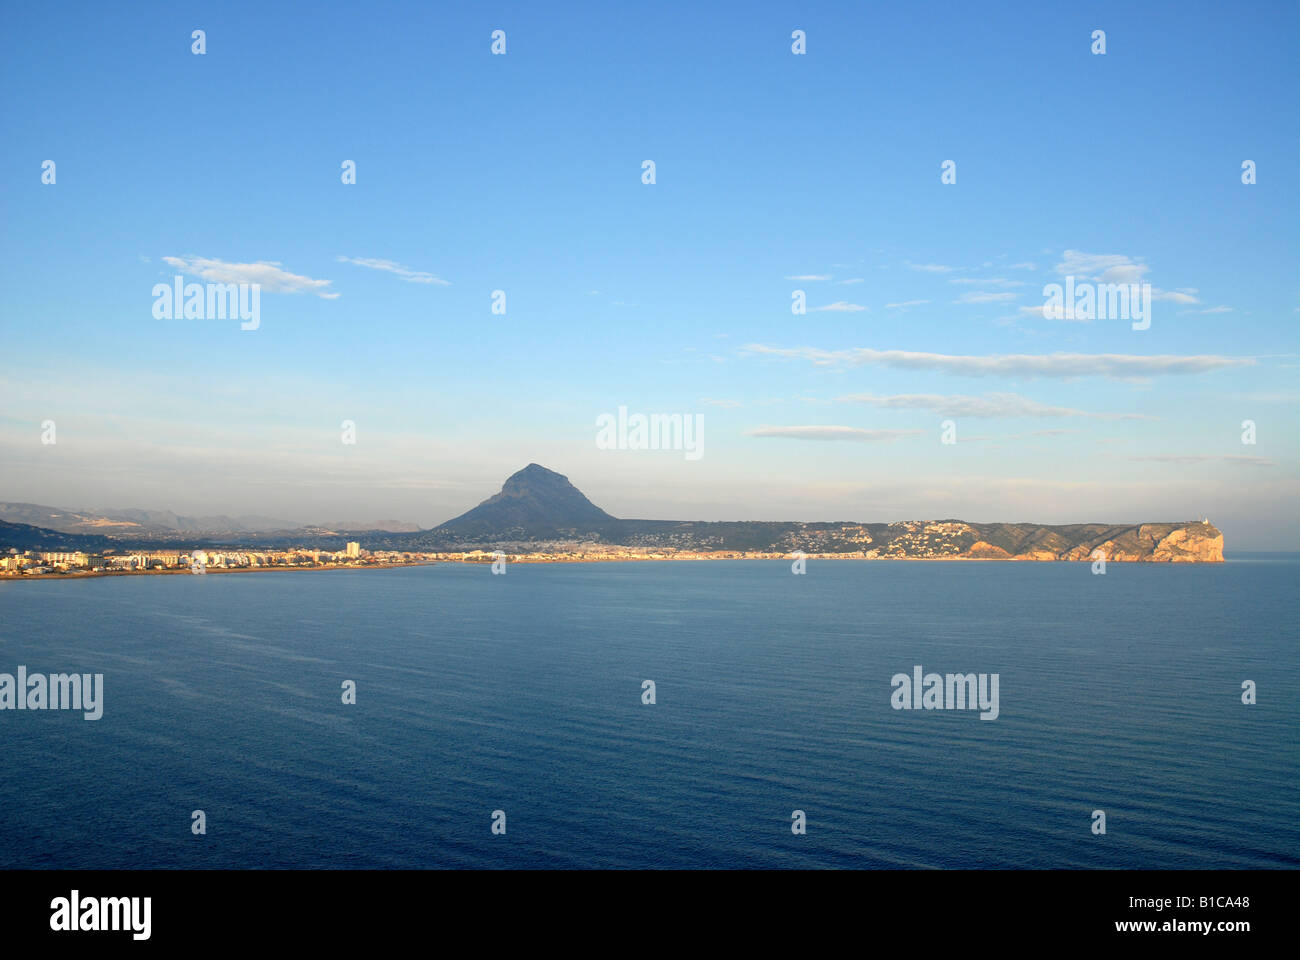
[162,256,338,298]
[1017,303,1094,323]
[811,301,868,312]
[838,392,1157,420]
[741,344,1255,379]
[837,277,865,285]
[1055,250,1148,284]
[745,425,923,442]
[1200,305,1235,314]
[953,291,1017,304]
[786,274,831,281]
[1050,253,1203,306]
[884,299,930,309]
[949,277,1026,287]
[1128,454,1276,467]
[701,398,742,408]
[336,255,450,285]
[1152,288,1199,304]
[904,261,955,273]
[1018,304,1060,319]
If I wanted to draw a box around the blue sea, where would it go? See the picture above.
[1,557,1296,869]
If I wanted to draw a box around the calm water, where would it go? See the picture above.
[1,557,1296,869]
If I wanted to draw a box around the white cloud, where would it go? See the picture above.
[949,277,1026,287]
[740,344,1255,379]
[786,274,831,281]
[1055,250,1149,284]
[884,299,930,308]
[701,398,742,408]
[162,256,337,298]
[811,301,868,312]
[1009,262,1037,270]
[954,291,1017,304]
[336,255,450,285]
[1128,454,1275,467]
[1152,288,1199,304]
[838,391,1156,420]
[1018,303,1092,322]
[1018,304,1065,318]
[904,261,955,273]
[745,425,923,442]
[837,278,865,285]
[1052,255,1199,305]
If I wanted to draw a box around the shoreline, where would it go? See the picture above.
[1,554,1226,582]
[1,561,437,581]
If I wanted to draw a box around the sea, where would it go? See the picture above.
[1,556,1296,869]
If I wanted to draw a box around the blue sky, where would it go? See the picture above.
[1,1,1296,547]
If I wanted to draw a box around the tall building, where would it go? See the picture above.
[346,541,361,558]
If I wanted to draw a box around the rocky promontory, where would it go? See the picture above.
[385,466,1226,562]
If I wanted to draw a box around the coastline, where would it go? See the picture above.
[1,553,1227,582]
[1,561,437,582]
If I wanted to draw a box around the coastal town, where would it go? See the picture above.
[0,543,891,578]
[0,542,425,577]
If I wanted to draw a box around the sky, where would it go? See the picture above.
[1,1,1296,547]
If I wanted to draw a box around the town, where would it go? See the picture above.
[0,543,897,579]
[0,542,427,577]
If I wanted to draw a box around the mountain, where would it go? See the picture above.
[318,520,422,533]
[436,464,616,539]
[94,508,297,533]
[0,502,298,536]
[383,465,1224,562]
[0,467,1226,562]
[0,503,152,535]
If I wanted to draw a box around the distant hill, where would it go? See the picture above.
[0,502,298,536]
[0,519,116,551]
[0,501,416,541]
[0,503,151,535]
[93,508,297,534]
[318,520,422,534]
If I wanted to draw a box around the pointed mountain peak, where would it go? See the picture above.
[504,463,565,486]
[438,465,615,535]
